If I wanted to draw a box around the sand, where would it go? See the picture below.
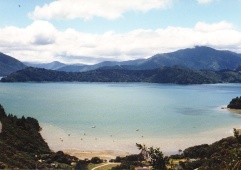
[64,149,130,160]
[227,108,241,114]
[40,122,241,160]
[40,107,241,160]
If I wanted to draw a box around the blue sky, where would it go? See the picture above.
[0,0,241,64]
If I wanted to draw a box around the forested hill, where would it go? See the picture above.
[0,104,51,168]
[1,66,241,84]
[0,52,26,76]
[0,104,88,169]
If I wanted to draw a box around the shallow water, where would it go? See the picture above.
[0,83,241,153]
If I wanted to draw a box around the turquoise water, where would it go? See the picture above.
[0,83,241,152]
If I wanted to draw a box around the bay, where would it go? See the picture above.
[0,82,241,153]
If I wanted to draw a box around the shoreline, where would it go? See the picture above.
[63,149,130,160]
[41,122,240,160]
[226,108,241,114]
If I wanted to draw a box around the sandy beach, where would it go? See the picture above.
[227,108,241,114]
[64,149,130,160]
[40,122,240,160]
[40,106,241,160]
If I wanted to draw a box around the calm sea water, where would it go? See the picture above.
[0,82,241,152]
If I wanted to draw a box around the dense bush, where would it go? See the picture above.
[182,136,241,169]
[228,96,241,109]
[0,104,87,169]
[90,157,103,164]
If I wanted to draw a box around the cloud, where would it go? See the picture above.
[197,0,216,4]
[194,21,234,32]
[0,20,241,64]
[29,0,173,20]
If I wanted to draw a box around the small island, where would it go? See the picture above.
[227,96,241,110]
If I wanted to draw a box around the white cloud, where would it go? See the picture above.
[194,21,234,32]
[197,0,217,4]
[29,0,173,20]
[0,20,241,64]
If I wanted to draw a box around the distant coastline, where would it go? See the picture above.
[2,66,241,84]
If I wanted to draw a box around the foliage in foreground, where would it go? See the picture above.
[180,130,241,170]
[109,132,241,170]
[111,144,168,170]
[0,104,89,169]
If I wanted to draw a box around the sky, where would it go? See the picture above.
[0,0,241,64]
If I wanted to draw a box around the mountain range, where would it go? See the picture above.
[23,46,241,72]
[24,61,66,70]
[1,46,241,77]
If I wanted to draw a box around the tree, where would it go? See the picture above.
[0,104,6,118]
[228,96,241,109]
[148,147,169,170]
[136,144,168,170]
[178,149,182,155]
[136,143,148,161]
[216,149,241,170]
[90,157,103,164]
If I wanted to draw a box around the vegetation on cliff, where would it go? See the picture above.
[0,104,88,169]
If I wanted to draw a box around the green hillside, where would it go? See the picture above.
[2,66,241,84]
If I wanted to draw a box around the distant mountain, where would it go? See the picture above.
[141,46,241,71]
[2,66,241,84]
[57,59,145,72]
[0,52,26,76]
[2,46,241,75]
[57,64,86,72]
[24,61,67,70]
[236,65,241,71]
[57,46,241,72]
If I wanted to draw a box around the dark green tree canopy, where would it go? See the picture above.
[228,96,241,109]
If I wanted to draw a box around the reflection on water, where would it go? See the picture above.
[176,107,210,116]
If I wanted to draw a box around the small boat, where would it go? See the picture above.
[136,129,139,131]
[92,126,96,128]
